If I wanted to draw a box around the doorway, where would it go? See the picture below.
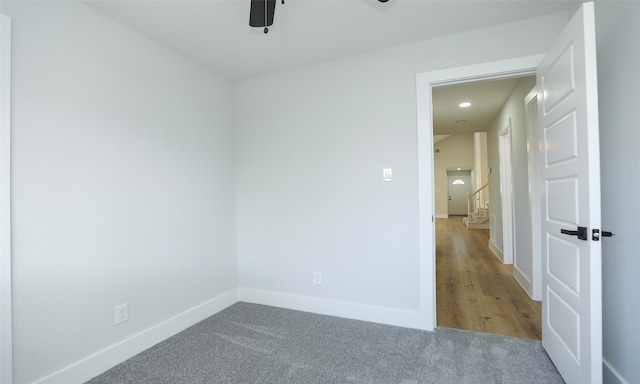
[447,173,470,216]
[431,75,541,339]
[415,55,543,332]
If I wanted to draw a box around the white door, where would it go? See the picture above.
[537,3,601,383]
[447,176,469,216]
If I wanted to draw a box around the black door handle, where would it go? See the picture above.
[560,226,588,241]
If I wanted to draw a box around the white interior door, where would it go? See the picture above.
[537,2,602,383]
[447,176,469,216]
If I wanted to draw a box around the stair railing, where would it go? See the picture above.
[467,183,489,222]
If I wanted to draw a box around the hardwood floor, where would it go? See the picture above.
[436,217,542,340]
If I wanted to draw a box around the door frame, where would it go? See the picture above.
[524,88,542,300]
[499,120,515,265]
[415,55,542,330]
[0,13,13,384]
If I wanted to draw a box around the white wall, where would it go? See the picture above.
[594,2,640,383]
[2,2,237,383]
[487,76,536,295]
[235,13,569,328]
[434,134,475,217]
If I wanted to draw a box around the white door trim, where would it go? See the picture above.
[499,120,515,265]
[416,54,543,330]
[524,87,542,300]
[0,13,13,384]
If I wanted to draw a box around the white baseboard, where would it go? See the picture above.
[603,359,630,384]
[512,266,534,299]
[488,239,503,262]
[435,214,448,219]
[34,289,239,384]
[239,287,428,331]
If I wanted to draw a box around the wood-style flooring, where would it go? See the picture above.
[436,217,542,340]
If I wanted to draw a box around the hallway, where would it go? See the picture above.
[436,217,542,340]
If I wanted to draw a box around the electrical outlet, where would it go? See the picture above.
[115,303,128,325]
[313,271,322,286]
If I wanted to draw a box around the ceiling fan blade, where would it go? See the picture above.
[249,0,276,27]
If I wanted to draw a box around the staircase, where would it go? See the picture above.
[463,183,490,229]
[463,206,490,229]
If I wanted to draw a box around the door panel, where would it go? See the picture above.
[545,113,578,165]
[542,44,575,112]
[537,2,601,383]
[547,236,580,294]
[548,289,580,360]
[547,178,579,223]
[447,176,469,216]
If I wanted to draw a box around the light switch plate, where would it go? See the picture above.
[383,168,392,181]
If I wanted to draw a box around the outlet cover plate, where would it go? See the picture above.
[115,303,128,325]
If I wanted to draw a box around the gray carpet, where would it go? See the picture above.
[87,302,564,384]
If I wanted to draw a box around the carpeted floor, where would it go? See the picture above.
[87,302,564,383]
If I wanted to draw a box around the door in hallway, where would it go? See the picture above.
[447,175,469,216]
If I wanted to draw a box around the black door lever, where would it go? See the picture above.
[560,226,588,241]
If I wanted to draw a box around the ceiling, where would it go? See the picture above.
[432,76,534,136]
[85,0,582,80]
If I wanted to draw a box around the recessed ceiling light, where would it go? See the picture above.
[459,102,471,108]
